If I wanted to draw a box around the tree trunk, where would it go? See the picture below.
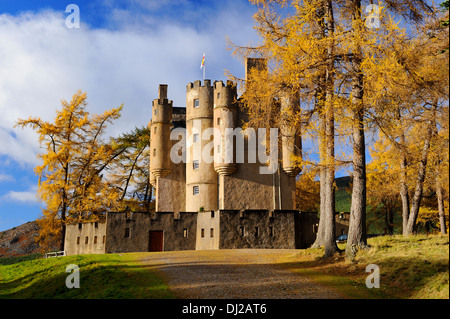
[322,0,339,258]
[384,200,394,235]
[311,6,328,250]
[323,99,338,257]
[311,111,327,248]
[405,125,433,235]
[436,164,447,235]
[400,151,410,235]
[346,0,367,257]
[396,109,410,235]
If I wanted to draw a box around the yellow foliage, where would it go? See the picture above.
[16,90,123,250]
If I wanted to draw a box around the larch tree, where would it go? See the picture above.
[15,91,124,251]
[228,0,342,257]
[365,4,449,235]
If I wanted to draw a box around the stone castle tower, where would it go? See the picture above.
[149,58,301,214]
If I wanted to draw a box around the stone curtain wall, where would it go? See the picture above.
[219,210,298,249]
[105,212,197,253]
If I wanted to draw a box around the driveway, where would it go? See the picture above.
[138,249,344,299]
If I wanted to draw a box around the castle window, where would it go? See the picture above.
[193,186,199,195]
[217,117,221,125]
[154,109,157,115]
[269,226,274,237]
[183,228,189,238]
[94,222,98,228]
[211,211,215,218]
[193,160,199,170]
[103,235,106,244]
[217,93,221,100]
[76,237,80,245]
[85,236,89,244]
[240,226,245,237]
[153,149,156,156]
[94,236,98,244]
[194,99,200,108]
[255,227,259,237]
[154,126,157,134]
[210,228,214,238]
[125,228,131,238]
[78,223,82,230]
[201,228,205,238]
[193,133,199,143]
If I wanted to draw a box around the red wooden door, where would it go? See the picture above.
[148,231,164,252]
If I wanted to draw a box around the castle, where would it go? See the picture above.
[64,59,349,255]
[149,58,300,215]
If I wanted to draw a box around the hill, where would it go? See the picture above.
[335,176,352,212]
[0,221,59,258]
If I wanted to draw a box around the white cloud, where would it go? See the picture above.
[0,173,15,182]
[0,4,258,167]
[1,185,39,205]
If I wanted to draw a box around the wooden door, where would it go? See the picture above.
[148,231,164,252]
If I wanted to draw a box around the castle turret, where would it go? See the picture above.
[150,85,173,181]
[280,89,302,177]
[185,80,218,212]
[213,80,237,176]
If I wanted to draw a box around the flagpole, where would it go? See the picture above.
[201,52,206,81]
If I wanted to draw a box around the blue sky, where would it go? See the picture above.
[0,0,260,231]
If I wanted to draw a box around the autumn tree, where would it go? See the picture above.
[365,3,449,235]
[296,167,320,212]
[15,91,124,250]
[229,0,343,257]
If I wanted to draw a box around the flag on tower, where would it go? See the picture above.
[200,53,205,69]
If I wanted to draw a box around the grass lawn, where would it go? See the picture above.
[282,234,449,299]
[0,253,174,299]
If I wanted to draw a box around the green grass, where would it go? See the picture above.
[0,253,42,266]
[284,234,449,299]
[0,253,174,299]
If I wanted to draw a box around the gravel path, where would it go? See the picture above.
[139,249,344,299]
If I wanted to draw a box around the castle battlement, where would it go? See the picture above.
[186,79,213,91]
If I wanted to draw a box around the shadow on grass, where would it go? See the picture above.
[0,255,174,299]
[276,252,449,299]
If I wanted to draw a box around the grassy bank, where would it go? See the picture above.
[283,234,449,299]
[0,253,173,299]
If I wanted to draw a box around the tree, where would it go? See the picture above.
[230,0,447,256]
[15,91,124,250]
[109,126,154,212]
[367,141,403,235]
[229,0,341,257]
[365,5,449,235]
[295,168,320,212]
